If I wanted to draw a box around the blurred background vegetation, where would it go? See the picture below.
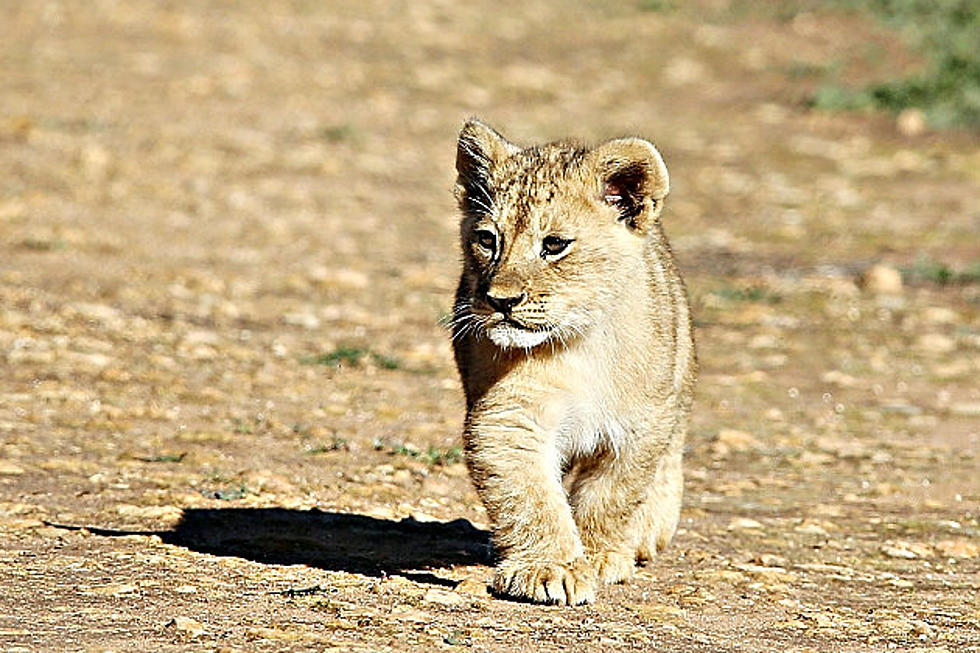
[647,0,979,129]
[814,0,979,128]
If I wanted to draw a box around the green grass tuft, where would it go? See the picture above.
[373,438,464,466]
[301,346,403,370]
[137,452,186,463]
[711,285,782,304]
[306,437,348,454]
[203,484,249,501]
[902,256,980,286]
[637,0,674,12]
[320,124,360,143]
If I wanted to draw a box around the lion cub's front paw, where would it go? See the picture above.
[491,556,597,605]
[591,550,636,584]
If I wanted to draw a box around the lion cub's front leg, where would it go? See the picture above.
[465,413,597,605]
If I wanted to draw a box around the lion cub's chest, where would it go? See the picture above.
[556,402,628,459]
[542,351,634,459]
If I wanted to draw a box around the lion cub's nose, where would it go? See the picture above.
[485,291,525,314]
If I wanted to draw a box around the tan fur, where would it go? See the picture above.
[451,119,697,605]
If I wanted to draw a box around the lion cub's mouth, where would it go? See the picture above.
[450,305,559,350]
[487,322,552,349]
[484,315,553,349]
[499,315,538,330]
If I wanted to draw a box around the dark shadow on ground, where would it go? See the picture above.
[49,509,492,588]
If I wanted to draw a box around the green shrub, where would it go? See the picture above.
[815,0,980,128]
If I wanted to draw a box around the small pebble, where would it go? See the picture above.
[861,265,903,294]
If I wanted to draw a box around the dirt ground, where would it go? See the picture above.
[1,1,977,651]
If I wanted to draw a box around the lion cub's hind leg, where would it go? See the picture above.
[635,444,684,563]
[567,447,655,585]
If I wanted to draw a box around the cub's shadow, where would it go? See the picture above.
[71,509,492,588]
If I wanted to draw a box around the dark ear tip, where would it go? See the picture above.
[456,121,519,175]
[459,117,494,139]
[459,117,477,135]
[457,119,493,156]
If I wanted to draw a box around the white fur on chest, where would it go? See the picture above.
[556,404,628,459]
[551,346,631,460]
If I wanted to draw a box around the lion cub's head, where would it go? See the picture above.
[453,119,670,351]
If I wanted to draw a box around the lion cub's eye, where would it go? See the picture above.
[474,229,497,252]
[541,235,573,258]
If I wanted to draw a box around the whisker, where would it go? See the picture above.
[476,182,496,211]
[466,196,495,215]
[446,311,473,329]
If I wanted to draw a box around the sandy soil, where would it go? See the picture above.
[1,1,977,651]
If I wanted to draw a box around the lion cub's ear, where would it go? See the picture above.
[455,119,520,217]
[587,138,669,232]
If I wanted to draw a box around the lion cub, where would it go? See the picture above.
[451,119,697,605]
